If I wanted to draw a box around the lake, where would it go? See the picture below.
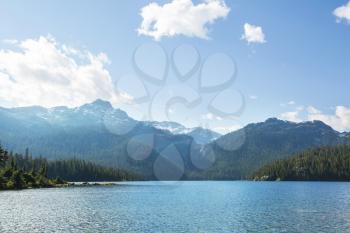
[1,181,350,232]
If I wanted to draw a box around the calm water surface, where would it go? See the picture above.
[1,181,350,232]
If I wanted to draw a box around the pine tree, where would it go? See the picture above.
[10,169,24,189]
[39,163,48,177]
[0,145,8,167]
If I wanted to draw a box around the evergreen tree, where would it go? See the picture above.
[39,163,48,177]
[10,169,25,189]
[0,145,8,167]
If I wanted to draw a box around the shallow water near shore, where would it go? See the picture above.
[1,181,350,232]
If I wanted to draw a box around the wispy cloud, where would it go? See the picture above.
[0,35,131,108]
[137,0,230,41]
[280,100,296,107]
[241,23,266,44]
[2,39,18,44]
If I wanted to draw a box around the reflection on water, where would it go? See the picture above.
[1,181,350,232]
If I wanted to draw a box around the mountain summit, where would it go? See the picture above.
[81,99,113,110]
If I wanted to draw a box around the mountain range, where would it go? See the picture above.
[0,99,349,180]
[0,100,214,179]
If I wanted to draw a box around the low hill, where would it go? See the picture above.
[189,118,349,179]
[251,145,350,181]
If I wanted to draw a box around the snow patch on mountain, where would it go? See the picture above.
[146,121,221,144]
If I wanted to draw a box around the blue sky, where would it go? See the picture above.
[0,0,350,133]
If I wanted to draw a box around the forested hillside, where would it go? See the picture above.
[252,145,350,181]
[0,146,138,190]
[188,118,349,180]
[11,153,138,182]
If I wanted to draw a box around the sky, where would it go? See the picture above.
[0,0,350,133]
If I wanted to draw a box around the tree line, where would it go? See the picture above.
[252,145,350,181]
[0,146,64,190]
[0,146,138,190]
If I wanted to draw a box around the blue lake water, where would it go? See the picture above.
[1,181,350,232]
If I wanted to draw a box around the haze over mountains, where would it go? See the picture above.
[0,99,349,180]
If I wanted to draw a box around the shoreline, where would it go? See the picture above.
[0,181,120,191]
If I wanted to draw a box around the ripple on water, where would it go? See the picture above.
[1,182,350,232]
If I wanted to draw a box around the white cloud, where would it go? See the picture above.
[137,0,230,41]
[307,106,321,114]
[307,106,350,132]
[280,111,302,122]
[334,1,350,23]
[280,104,304,122]
[241,23,266,44]
[280,104,350,131]
[0,35,131,108]
[280,103,305,122]
[249,95,258,100]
